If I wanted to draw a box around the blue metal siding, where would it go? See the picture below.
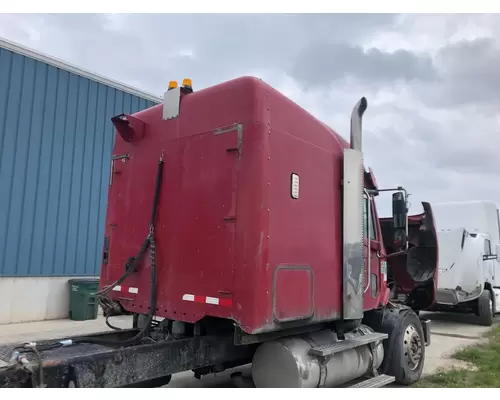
[0,47,158,276]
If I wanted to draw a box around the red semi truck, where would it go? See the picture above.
[0,77,438,388]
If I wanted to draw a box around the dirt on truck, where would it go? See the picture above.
[0,76,439,388]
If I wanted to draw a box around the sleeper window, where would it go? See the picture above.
[363,198,376,241]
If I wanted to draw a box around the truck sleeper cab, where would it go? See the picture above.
[0,76,438,389]
[431,228,500,325]
[429,201,500,326]
[104,77,437,332]
[101,77,438,386]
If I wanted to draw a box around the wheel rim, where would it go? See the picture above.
[403,324,423,371]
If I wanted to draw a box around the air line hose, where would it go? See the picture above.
[7,153,165,387]
[73,153,164,346]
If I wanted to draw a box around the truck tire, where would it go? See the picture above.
[382,309,425,386]
[477,290,493,326]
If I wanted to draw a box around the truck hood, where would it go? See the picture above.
[379,202,439,311]
[437,228,467,278]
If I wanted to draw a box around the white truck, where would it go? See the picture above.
[431,201,500,325]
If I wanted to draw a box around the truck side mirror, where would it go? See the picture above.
[392,192,407,231]
[496,244,500,261]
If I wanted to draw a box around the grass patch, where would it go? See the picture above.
[414,327,500,387]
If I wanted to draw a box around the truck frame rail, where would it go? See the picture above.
[0,329,256,388]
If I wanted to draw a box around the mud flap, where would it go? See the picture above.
[419,318,431,346]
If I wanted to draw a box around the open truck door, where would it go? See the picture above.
[379,202,439,311]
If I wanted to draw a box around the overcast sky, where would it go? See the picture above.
[1,13,499,216]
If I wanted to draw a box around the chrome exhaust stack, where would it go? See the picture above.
[349,97,368,151]
[342,97,368,320]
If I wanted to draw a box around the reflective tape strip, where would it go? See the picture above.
[182,294,232,307]
[112,285,138,294]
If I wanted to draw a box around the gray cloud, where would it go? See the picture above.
[363,103,500,177]
[0,13,400,94]
[420,37,500,108]
[0,13,499,213]
[291,43,436,89]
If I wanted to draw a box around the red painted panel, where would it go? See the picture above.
[274,267,314,322]
[100,76,377,335]
[104,126,240,321]
[267,128,343,324]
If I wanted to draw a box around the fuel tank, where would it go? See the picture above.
[251,326,384,388]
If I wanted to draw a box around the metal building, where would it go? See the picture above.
[0,38,161,324]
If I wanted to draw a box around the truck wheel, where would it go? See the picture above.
[384,310,425,386]
[477,290,493,326]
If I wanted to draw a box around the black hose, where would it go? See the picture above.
[95,236,151,297]
[7,155,164,390]
[105,316,123,331]
[73,236,157,346]
[95,153,164,298]
[150,152,164,227]
[72,155,163,347]
[6,154,163,377]
[15,342,64,353]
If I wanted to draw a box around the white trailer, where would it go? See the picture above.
[431,201,500,325]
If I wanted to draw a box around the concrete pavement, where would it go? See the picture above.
[421,311,495,375]
[0,311,496,387]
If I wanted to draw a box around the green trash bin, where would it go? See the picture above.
[68,278,100,321]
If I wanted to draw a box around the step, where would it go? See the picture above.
[348,374,395,388]
[309,332,388,357]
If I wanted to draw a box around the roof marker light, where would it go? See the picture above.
[168,80,178,91]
